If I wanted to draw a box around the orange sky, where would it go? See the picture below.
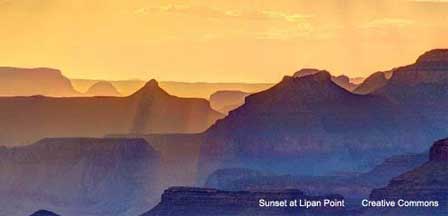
[0,0,447,82]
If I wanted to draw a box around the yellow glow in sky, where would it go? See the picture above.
[0,0,447,82]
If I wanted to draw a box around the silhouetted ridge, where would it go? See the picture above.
[0,78,223,145]
[128,79,223,134]
[416,49,448,64]
[381,49,448,87]
[371,48,448,141]
[199,68,433,182]
[293,69,358,91]
[245,71,349,108]
[279,71,334,93]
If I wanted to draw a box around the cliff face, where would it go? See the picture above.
[142,187,345,216]
[370,138,448,212]
[372,49,448,143]
[0,79,223,146]
[376,49,448,103]
[0,67,80,97]
[0,138,160,216]
[199,70,434,181]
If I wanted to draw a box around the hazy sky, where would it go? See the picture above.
[0,0,447,82]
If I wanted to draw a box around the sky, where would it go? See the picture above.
[0,0,447,83]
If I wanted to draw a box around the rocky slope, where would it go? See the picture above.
[0,138,160,216]
[85,81,121,96]
[210,90,250,114]
[199,70,434,181]
[141,187,346,216]
[0,67,80,97]
[367,138,448,215]
[0,79,223,146]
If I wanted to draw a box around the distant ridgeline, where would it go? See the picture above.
[0,67,81,97]
[199,49,448,181]
[0,79,223,146]
[1,49,448,216]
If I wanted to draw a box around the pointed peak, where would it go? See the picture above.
[140,79,161,91]
[145,79,159,88]
[130,79,168,97]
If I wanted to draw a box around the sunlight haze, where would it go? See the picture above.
[0,0,447,82]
